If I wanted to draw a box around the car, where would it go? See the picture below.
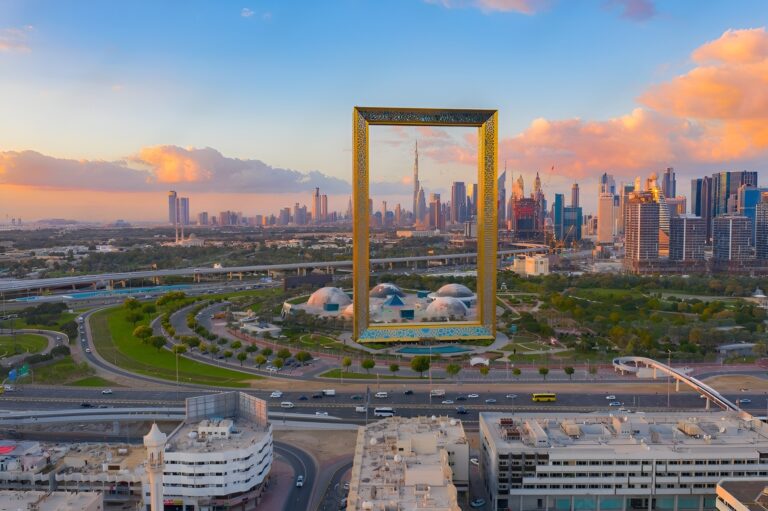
[467,394,479,399]
[85,348,91,353]
[404,389,414,395]
[298,395,308,401]
[97,404,111,409]
[350,395,362,400]
[456,395,467,401]
[312,393,323,399]
[485,398,497,404]
[455,406,468,415]
[505,394,518,399]
[2,385,15,392]
[441,400,454,405]
[740,398,752,404]
[270,391,283,398]
[315,411,329,416]
[101,389,113,395]
[470,457,479,466]
[740,388,750,392]
[470,498,486,508]
[609,401,623,407]
[605,395,616,400]
[296,475,304,487]
[343,482,350,491]
[80,403,93,408]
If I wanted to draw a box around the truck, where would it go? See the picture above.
[430,389,446,397]
[322,389,336,396]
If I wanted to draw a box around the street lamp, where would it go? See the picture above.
[667,349,672,409]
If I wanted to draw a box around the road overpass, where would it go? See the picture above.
[612,356,741,412]
[0,246,548,293]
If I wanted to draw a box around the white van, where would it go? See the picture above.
[430,389,446,397]
[374,407,395,417]
[375,391,388,399]
[322,389,336,396]
[355,406,367,413]
[280,401,295,409]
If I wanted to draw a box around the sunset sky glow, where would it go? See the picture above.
[2,0,768,221]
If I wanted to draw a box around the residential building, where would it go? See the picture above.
[179,197,190,225]
[168,190,178,224]
[669,215,705,261]
[624,191,659,268]
[597,193,617,244]
[346,416,469,511]
[498,170,507,226]
[480,411,768,511]
[451,181,467,224]
[197,211,208,226]
[571,183,579,208]
[662,167,676,198]
[713,216,752,261]
[756,195,768,260]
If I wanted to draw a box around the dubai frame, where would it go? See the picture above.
[352,107,498,343]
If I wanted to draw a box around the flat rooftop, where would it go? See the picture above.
[348,416,465,511]
[481,411,768,459]
[0,490,102,511]
[166,417,269,454]
[719,479,768,511]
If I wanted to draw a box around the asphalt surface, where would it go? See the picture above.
[274,441,317,511]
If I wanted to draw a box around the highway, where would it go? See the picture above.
[0,247,547,293]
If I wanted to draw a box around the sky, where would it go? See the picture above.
[1,0,768,222]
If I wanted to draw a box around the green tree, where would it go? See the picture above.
[445,363,462,379]
[172,344,187,355]
[273,357,284,370]
[142,303,157,315]
[389,363,400,376]
[199,342,209,354]
[410,356,431,378]
[237,352,248,366]
[223,350,233,360]
[296,351,313,364]
[125,311,144,326]
[209,344,220,356]
[133,325,153,343]
[589,366,598,378]
[512,367,521,379]
[254,354,267,368]
[342,357,352,372]
[538,367,549,380]
[563,366,575,380]
[124,298,140,310]
[277,348,292,360]
[361,358,375,374]
[151,336,166,351]
[261,347,273,358]
[245,344,259,354]
[231,340,242,350]
[479,365,490,377]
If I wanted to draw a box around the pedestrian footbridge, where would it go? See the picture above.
[612,356,739,412]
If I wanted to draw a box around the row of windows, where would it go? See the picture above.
[520,470,767,478]
[547,459,758,466]
[509,482,719,490]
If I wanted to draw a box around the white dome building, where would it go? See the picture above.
[425,297,469,319]
[369,283,405,299]
[434,283,475,298]
[307,287,352,308]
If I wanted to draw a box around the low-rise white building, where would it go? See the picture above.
[347,416,469,511]
[480,411,768,511]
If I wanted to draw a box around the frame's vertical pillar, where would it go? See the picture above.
[352,108,370,340]
[477,111,498,336]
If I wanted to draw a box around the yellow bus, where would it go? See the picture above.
[531,392,556,402]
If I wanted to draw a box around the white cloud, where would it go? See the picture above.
[241,7,255,18]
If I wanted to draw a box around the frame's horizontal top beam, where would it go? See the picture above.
[354,106,497,127]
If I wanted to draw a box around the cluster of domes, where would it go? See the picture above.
[433,283,474,298]
[307,287,352,308]
[369,283,404,299]
[424,296,469,318]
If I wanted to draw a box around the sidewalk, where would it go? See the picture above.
[256,459,294,511]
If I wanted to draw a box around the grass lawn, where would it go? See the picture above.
[70,375,120,387]
[0,334,48,357]
[11,312,78,332]
[570,288,639,300]
[90,306,258,387]
[31,356,94,384]
[319,368,435,380]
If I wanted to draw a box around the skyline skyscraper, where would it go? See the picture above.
[168,191,178,225]
[662,167,676,199]
[179,197,190,226]
[713,215,751,261]
[412,140,420,222]
[571,182,579,208]
[669,214,705,261]
[451,181,467,224]
[624,191,660,266]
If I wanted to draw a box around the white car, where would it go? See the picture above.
[740,398,752,404]
[605,395,616,400]
[467,394,479,399]
[505,394,517,399]
[441,400,455,405]
[609,401,623,407]
[101,389,113,395]
[85,348,91,353]
[470,457,479,466]
[296,475,304,487]
[315,411,329,416]
[270,391,283,398]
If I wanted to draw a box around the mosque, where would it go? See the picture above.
[282,282,477,323]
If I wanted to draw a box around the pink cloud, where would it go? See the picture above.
[604,0,656,21]
[425,0,549,15]
[0,26,33,53]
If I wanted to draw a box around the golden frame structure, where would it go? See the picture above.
[352,106,498,343]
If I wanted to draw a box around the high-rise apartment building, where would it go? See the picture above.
[197,212,208,226]
[498,170,507,226]
[311,187,322,224]
[712,171,758,218]
[599,173,616,195]
[713,215,751,261]
[451,181,467,224]
[756,194,768,260]
[179,197,190,225]
[168,191,178,224]
[570,182,579,208]
[624,191,659,266]
[480,411,768,511]
[669,215,705,261]
[553,194,564,241]
[429,193,444,231]
[597,193,617,244]
[662,167,676,198]
[278,208,290,226]
[321,194,328,222]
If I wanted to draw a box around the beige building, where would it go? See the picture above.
[347,416,469,511]
[716,479,768,511]
[0,491,103,511]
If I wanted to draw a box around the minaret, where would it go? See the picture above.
[412,140,420,222]
[144,423,167,511]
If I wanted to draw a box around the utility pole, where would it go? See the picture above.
[667,350,672,409]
